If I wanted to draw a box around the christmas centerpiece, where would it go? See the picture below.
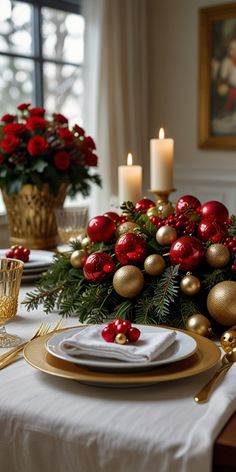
[0,103,101,248]
[24,195,236,334]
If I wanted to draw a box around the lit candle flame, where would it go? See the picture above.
[159,128,165,139]
[127,153,133,166]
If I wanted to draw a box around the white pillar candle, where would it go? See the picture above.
[150,128,174,191]
[118,153,142,204]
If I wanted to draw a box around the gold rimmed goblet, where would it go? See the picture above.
[0,258,24,348]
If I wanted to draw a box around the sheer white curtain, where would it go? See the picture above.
[83,0,148,215]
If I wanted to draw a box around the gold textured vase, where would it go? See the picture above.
[2,184,68,249]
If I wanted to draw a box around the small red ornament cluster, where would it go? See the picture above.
[102,319,141,343]
[5,245,30,262]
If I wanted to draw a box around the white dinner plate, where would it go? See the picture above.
[0,249,54,270]
[46,325,198,373]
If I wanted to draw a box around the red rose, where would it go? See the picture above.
[26,116,48,131]
[73,124,85,136]
[84,152,98,167]
[84,136,96,150]
[53,151,70,170]
[0,153,4,164]
[1,134,20,153]
[29,107,45,116]
[3,123,26,135]
[27,136,49,156]
[17,103,31,111]
[1,114,16,123]
[53,113,68,124]
[58,128,74,142]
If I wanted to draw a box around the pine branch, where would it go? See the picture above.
[23,285,64,312]
[152,265,179,323]
[201,268,230,291]
[112,300,135,321]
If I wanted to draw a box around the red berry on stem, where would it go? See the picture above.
[127,327,141,342]
[101,324,115,342]
[6,249,14,258]
[114,320,132,335]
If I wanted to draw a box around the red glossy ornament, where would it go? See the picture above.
[176,195,201,214]
[102,324,115,342]
[83,252,116,282]
[87,215,115,243]
[197,218,227,243]
[169,236,205,271]
[103,211,120,224]
[199,201,229,223]
[115,233,148,265]
[127,327,141,342]
[135,198,155,213]
[114,320,132,334]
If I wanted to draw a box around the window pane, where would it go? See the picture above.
[44,62,83,124]
[0,0,33,55]
[42,7,84,63]
[0,55,33,113]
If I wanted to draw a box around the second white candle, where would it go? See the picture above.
[118,153,142,204]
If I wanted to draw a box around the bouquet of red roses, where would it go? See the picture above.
[0,103,101,196]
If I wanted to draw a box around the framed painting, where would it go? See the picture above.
[199,3,236,149]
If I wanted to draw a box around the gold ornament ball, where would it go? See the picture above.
[80,236,93,251]
[206,244,230,268]
[144,254,166,276]
[70,249,88,268]
[115,222,138,238]
[180,274,201,296]
[115,333,127,345]
[147,207,160,218]
[113,265,144,298]
[156,225,177,246]
[158,203,175,219]
[220,326,236,352]
[186,314,212,337]
[207,281,236,326]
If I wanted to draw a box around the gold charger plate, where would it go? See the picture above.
[23,328,221,387]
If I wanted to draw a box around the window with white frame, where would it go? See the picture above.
[0,0,84,214]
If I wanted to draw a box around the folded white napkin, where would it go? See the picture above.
[60,326,176,363]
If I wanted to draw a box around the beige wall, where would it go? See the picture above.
[148,0,236,213]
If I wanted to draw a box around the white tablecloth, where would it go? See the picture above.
[0,286,236,472]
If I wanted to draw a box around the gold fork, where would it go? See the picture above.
[0,319,64,369]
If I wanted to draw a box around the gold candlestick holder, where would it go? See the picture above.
[148,188,176,219]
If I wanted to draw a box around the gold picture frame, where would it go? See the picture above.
[199,3,236,149]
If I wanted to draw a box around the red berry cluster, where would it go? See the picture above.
[223,236,236,253]
[102,319,141,343]
[150,213,196,236]
[6,245,31,262]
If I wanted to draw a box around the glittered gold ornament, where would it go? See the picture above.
[144,254,166,276]
[206,243,230,268]
[70,249,88,268]
[186,314,212,337]
[220,326,236,352]
[158,203,175,219]
[115,333,127,344]
[113,265,144,298]
[146,207,160,218]
[115,222,138,238]
[80,236,93,251]
[207,281,236,326]
[180,273,201,296]
[156,225,177,246]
